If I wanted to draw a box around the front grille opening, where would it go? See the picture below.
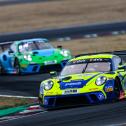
[56,96,89,106]
[32,66,38,72]
[40,64,62,73]
[48,98,55,105]
[90,94,98,102]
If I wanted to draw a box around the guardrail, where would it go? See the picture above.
[0,21,126,43]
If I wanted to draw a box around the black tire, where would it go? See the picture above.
[14,59,21,75]
[113,78,122,100]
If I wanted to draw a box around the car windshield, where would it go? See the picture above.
[60,60,111,76]
[18,41,53,52]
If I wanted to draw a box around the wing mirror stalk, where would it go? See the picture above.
[57,45,62,49]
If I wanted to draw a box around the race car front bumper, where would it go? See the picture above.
[39,91,107,108]
[21,63,63,74]
[18,63,40,74]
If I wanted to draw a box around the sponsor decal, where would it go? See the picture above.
[69,58,111,65]
[60,80,86,89]
[89,88,98,91]
[60,73,100,89]
[65,82,82,86]
[84,73,95,76]
[45,92,54,95]
[105,86,113,92]
[20,64,27,68]
[63,89,78,94]
[44,60,56,65]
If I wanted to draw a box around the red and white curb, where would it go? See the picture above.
[19,105,42,115]
[0,105,45,122]
[0,94,41,113]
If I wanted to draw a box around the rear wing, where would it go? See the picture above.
[75,51,112,57]
[0,42,12,53]
[113,50,126,55]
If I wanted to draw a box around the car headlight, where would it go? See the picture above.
[24,55,32,61]
[44,80,54,90]
[96,76,107,86]
[60,50,69,57]
[27,55,32,61]
[24,55,27,59]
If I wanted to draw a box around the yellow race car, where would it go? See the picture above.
[39,53,126,108]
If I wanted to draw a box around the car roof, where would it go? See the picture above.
[70,54,116,62]
[14,38,48,45]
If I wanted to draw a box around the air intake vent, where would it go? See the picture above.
[33,52,38,55]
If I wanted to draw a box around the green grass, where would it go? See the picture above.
[0,97,37,110]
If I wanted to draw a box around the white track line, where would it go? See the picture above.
[0,111,47,123]
[0,41,12,45]
[106,122,126,126]
[0,94,37,99]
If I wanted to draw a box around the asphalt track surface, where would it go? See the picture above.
[0,0,58,6]
[1,100,126,126]
[1,74,126,126]
[0,56,126,126]
[0,1,126,125]
[0,74,49,96]
[0,21,126,43]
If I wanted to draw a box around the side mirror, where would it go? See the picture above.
[57,45,62,49]
[50,71,57,77]
[61,59,69,68]
[8,49,14,54]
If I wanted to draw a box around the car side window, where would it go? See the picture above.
[113,56,122,70]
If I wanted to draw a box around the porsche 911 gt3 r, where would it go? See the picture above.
[0,38,72,74]
[39,54,126,108]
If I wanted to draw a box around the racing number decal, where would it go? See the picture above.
[63,89,78,94]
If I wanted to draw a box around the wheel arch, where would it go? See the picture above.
[14,57,19,66]
[114,76,123,91]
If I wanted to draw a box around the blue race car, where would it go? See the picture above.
[0,38,72,74]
